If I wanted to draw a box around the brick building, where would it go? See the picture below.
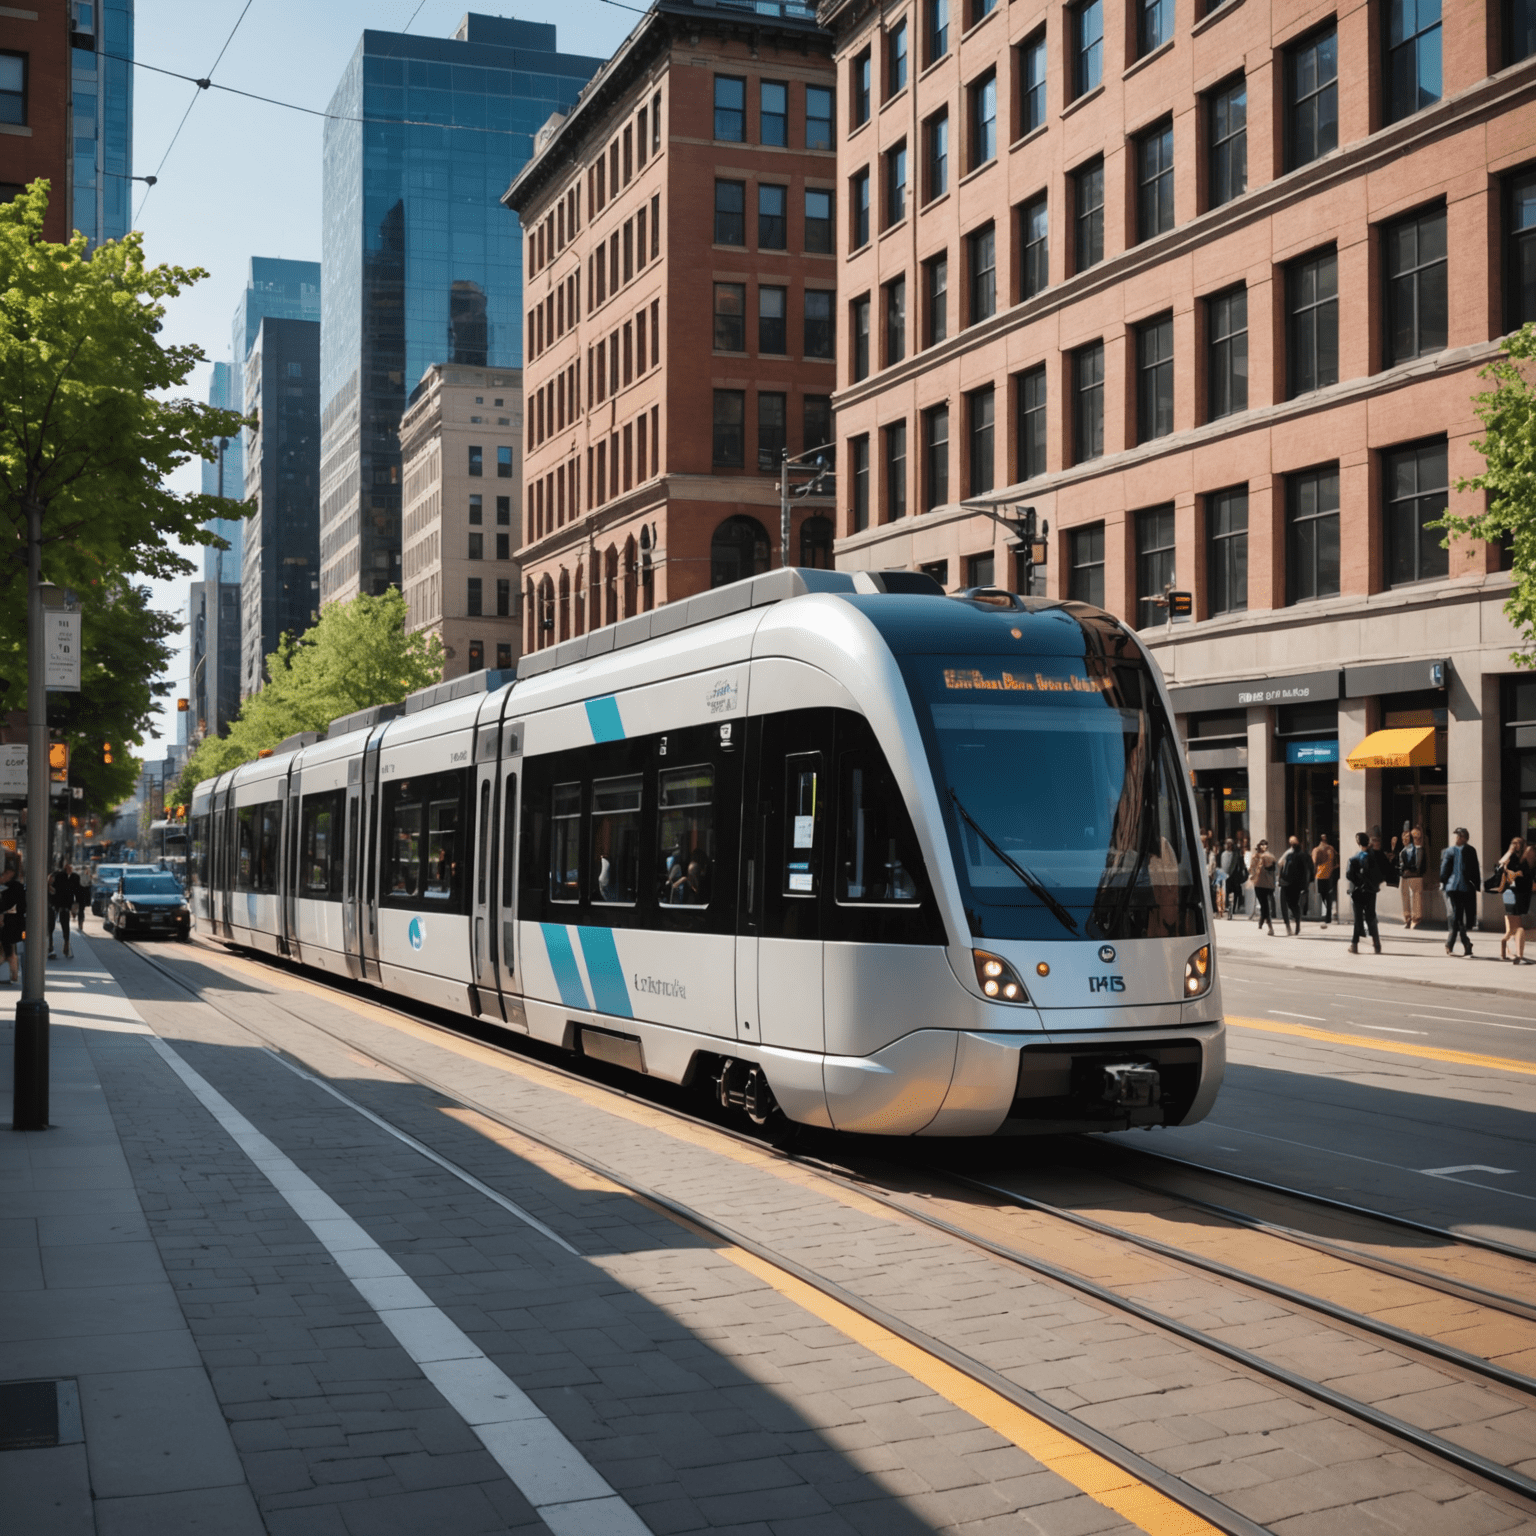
[820,0,1536,918]
[1,0,72,242]
[400,364,524,680]
[502,0,839,651]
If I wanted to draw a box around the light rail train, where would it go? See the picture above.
[187,568,1224,1137]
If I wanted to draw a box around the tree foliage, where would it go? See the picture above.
[1438,322,1536,666]
[169,589,444,807]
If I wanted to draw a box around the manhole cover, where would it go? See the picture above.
[0,1380,59,1450]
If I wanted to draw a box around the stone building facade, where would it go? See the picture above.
[503,0,839,651]
[820,0,1536,920]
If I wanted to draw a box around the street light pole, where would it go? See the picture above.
[13,496,50,1131]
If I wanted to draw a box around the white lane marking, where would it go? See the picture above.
[1410,1015,1536,1034]
[261,1048,578,1255]
[1421,1165,1518,1178]
[1267,1010,1328,1021]
[1354,1024,1428,1036]
[1337,994,1536,1024]
[144,1036,650,1536]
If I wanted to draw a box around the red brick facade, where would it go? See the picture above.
[1,0,71,242]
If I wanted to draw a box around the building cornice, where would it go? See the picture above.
[831,58,1536,417]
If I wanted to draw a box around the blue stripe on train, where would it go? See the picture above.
[539,923,589,1010]
[584,695,625,742]
[576,927,633,1019]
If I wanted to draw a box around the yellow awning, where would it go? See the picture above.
[1346,726,1437,770]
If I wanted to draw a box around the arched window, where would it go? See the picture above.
[537,576,555,649]
[574,560,585,635]
[623,536,638,617]
[558,568,571,641]
[525,579,536,653]
[604,545,619,626]
[799,515,834,570]
[710,515,771,588]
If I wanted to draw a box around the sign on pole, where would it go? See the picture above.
[45,610,81,691]
[0,746,25,798]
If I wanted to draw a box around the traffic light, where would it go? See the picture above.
[102,741,113,765]
[176,698,188,713]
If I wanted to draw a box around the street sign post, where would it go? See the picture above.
[44,610,80,692]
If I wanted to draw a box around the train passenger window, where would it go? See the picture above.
[549,782,581,902]
[386,787,423,899]
[346,798,358,900]
[783,753,822,897]
[837,759,919,903]
[658,766,713,907]
[502,773,518,908]
[236,806,255,889]
[424,795,459,900]
[477,781,492,905]
[592,774,641,904]
[238,802,282,894]
[190,816,208,889]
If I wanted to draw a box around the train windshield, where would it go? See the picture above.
[902,654,1205,942]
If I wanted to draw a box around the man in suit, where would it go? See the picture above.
[1439,827,1481,957]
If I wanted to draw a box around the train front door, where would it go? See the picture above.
[341,758,363,981]
[470,717,521,1023]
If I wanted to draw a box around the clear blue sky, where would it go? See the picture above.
[135,0,631,756]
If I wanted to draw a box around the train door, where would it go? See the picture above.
[282,771,300,957]
[496,727,522,1004]
[341,758,363,980]
[358,730,384,981]
[754,710,833,1053]
[212,781,233,939]
[470,715,500,1012]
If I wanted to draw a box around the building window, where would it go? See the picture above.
[968,551,995,589]
[1019,32,1046,136]
[1287,464,1341,602]
[497,534,510,561]
[1287,247,1338,396]
[805,290,835,357]
[852,168,871,248]
[1073,0,1104,98]
[1207,486,1248,615]
[889,19,909,94]
[759,393,787,469]
[756,184,787,251]
[1017,365,1047,480]
[923,404,950,509]
[968,223,996,324]
[715,180,745,244]
[801,516,835,568]
[805,395,833,453]
[885,143,907,226]
[468,445,483,477]
[968,386,995,495]
[926,0,950,63]
[1019,193,1048,299]
[885,421,908,518]
[1135,505,1176,628]
[926,253,948,346]
[713,390,745,467]
[1385,204,1447,364]
[0,52,24,125]
[852,48,872,126]
[714,283,746,352]
[1207,286,1248,419]
[469,494,483,525]
[1509,0,1536,61]
[1136,122,1175,242]
[1140,0,1173,54]
[807,86,834,150]
[497,579,511,618]
[1287,28,1338,169]
[715,76,745,141]
[1072,342,1104,463]
[1509,169,1536,330]
[467,577,483,617]
[759,286,787,353]
[761,80,788,146]
[852,294,871,380]
[1384,438,1449,586]
[1208,78,1246,209]
[1385,0,1441,124]
[969,69,997,170]
[712,516,771,587]
[885,276,907,365]
[851,434,871,531]
[468,532,484,560]
[1136,313,1174,443]
[497,495,511,525]
[1074,158,1104,272]
[497,446,512,479]
[1069,524,1106,605]
[925,109,949,201]
[805,188,833,253]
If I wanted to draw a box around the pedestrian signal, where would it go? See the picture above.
[102,741,113,765]
[1167,591,1193,618]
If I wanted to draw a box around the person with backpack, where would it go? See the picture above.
[1276,836,1315,935]
[1346,831,1396,954]
[1248,840,1277,934]
[1312,833,1338,926]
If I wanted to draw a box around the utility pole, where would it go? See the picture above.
[14,497,50,1131]
[778,443,834,567]
[957,501,1049,594]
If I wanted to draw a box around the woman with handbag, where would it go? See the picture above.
[1495,837,1527,961]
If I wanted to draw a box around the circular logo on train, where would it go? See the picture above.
[1098,944,1116,964]
[408,916,425,951]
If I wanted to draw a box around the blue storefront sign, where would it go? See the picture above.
[1286,740,1339,764]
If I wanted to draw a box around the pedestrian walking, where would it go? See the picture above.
[1276,836,1314,935]
[0,860,24,984]
[1440,827,1481,957]
[1513,846,1536,966]
[1494,837,1528,962]
[1215,839,1242,918]
[47,860,82,959]
[1249,840,1277,935]
[1312,833,1338,925]
[1396,826,1428,928]
[1345,832,1394,954]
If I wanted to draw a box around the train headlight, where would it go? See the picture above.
[1184,944,1212,997]
[973,950,1029,1004]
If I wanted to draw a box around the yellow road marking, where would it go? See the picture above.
[1228,1015,1536,1078]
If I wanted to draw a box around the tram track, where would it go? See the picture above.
[119,932,1536,1518]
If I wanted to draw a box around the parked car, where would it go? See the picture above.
[89,864,127,917]
[105,871,191,942]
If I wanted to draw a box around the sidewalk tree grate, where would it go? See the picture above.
[0,1380,59,1451]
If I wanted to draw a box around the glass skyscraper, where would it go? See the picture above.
[319,14,600,603]
[70,0,133,246]
[201,361,243,585]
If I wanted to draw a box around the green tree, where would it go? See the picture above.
[169,588,443,806]
[1437,322,1536,666]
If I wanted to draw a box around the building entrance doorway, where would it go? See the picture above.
[1194,770,1249,845]
[1286,763,1339,849]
